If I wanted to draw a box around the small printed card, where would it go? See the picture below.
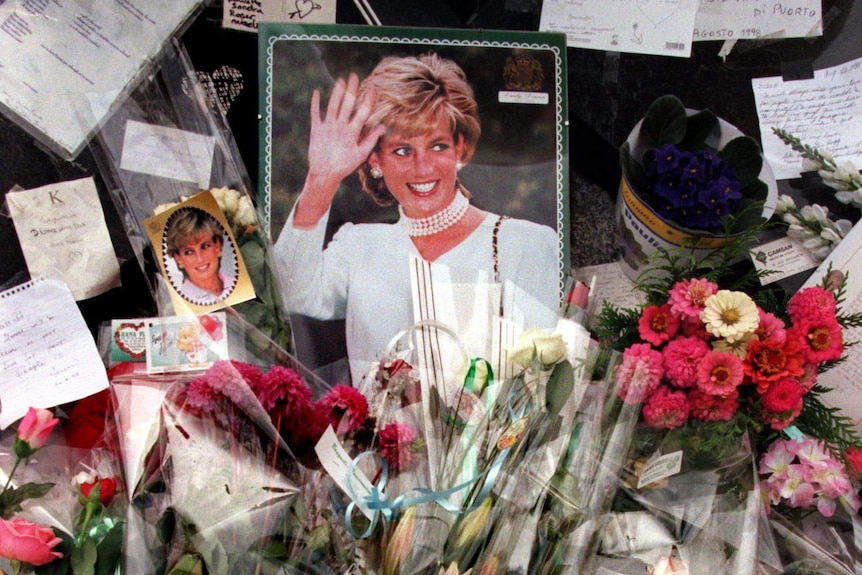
[637,450,683,489]
[749,236,819,285]
[145,313,228,373]
[315,426,375,519]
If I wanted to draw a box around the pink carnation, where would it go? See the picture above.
[638,304,680,347]
[695,350,744,396]
[256,365,313,418]
[378,422,418,473]
[755,310,787,345]
[185,375,220,412]
[642,385,689,429]
[662,336,709,388]
[316,385,369,434]
[615,343,664,403]
[205,360,249,405]
[668,278,718,319]
[688,388,738,422]
[790,318,844,364]
[788,286,837,323]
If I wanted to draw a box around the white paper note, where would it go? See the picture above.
[7,178,121,301]
[539,0,699,58]
[693,0,822,42]
[120,120,216,189]
[223,0,336,31]
[0,277,109,429]
[752,57,862,180]
[0,0,201,158]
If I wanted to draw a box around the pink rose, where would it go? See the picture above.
[0,517,63,566]
[15,408,60,457]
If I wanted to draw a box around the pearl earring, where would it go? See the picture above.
[456,162,464,172]
[370,166,383,179]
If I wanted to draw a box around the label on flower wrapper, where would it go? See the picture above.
[315,426,374,519]
[637,450,683,489]
[749,236,818,285]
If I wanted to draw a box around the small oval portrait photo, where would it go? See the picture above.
[162,207,239,306]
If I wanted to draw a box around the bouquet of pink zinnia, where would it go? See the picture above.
[612,277,845,433]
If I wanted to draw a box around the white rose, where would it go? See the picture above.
[154,201,181,215]
[234,196,259,228]
[210,186,241,217]
[508,327,567,369]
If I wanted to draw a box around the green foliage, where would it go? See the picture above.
[0,481,54,518]
[796,385,862,455]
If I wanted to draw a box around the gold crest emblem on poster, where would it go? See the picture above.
[503,54,544,91]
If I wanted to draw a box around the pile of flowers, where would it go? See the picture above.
[613,277,845,433]
[620,94,770,234]
[0,407,124,574]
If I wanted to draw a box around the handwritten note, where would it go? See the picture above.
[223,0,335,32]
[0,278,109,429]
[7,178,121,301]
[539,0,699,58]
[694,0,821,42]
[752,56,862,180]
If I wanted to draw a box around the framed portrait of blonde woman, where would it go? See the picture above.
[259,24,569,385]
[144,192,256,315]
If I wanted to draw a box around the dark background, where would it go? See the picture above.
[1,0,860,342]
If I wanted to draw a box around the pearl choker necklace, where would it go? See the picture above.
[400,190,469,237]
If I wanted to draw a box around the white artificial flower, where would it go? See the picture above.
[835,189,862,209]
[799,203,830,225]
[775,194,797,215]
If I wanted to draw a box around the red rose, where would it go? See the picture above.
[0,517,63,566]
[64,390,112,449]
[80,476,119,506]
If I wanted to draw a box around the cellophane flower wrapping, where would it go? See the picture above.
[107,312,338,574]
[90,37,291,354]
[590,247,862,575]
[0,397,126,573]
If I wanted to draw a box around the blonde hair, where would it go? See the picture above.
[357,53,481,206]
[165,208,223,257]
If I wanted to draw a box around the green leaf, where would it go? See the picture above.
[719,136,763,186]
[619,142,649,193]
[70,539,97,575]
[545,361,575,416]
[0,482,55,517]
[95,522,124,575]
[679,109,718,150]
[166,553,205,575]
[35,529,74,575]
[639,95,687,149]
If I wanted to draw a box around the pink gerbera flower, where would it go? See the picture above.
[695,350,744,396]
[662,336,709,388]
[317,384,369,434]
[688,388,738,422]
[642,385,689,429]
[638,304,680,347]
[668,278,718,319]
[615,343,664,403]
[256,365,313,418]
[790,318,844,364]
[788,286,837,323]
[378,422,418,473]
[755,310,787,345]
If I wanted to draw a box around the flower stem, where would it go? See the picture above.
[1,456,21,496]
